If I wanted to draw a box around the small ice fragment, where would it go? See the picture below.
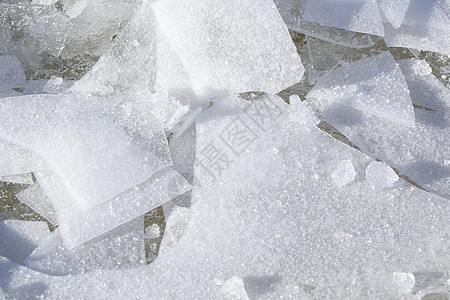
[304,0,384,36]
[331,160,356,187]
[366,161,398,190]
[65,0,88,19]
[306,52,416,128]
[410,60,432,77]
[221,276,249,300]
[151,0,304,101]
[377,0,411,29]
[144,224,160,239]
[159,206,190,256]
[289,95,320,128]
[0,140,40,177]
[0,220,50,264]
[0,173,33,185]
[16,183,58,225]
[0,55,26,90]
[392,272,415,293]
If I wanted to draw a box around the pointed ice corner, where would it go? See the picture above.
[306,52,416,128]
[151,0,304,100]
[377,0,411,29]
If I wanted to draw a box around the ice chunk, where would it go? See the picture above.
[0,55,26,91]
[366,161,399,190]
[16,183,57,225]
[392,272,415,294]
[35,167,190,249]
[377,0,411,29]
[304,0,384,37]
[0,173,33,185]
[0,220,49,264]
[25,217,145,275]
[307,64,450,199]
[0,140,40,177]
[144,224,160,240]
[151,0,304,101]
[331,160,356,187]
[0,89,21,99]
[158,205,190,256]
[307,52,416,128]
[0,93,172,210]
[220,276,249,300]
[288,95,319,128]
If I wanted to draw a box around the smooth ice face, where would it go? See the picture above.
[0,55,26,91]
[365,161,399,190]
[0,93,171,210]
[151,0,304,101]
[307,52,416,128]
[377,0,411,29]
[25,217,145,275]
[331,160,356,187]
[304,0,384,36]
[0,220,50,264]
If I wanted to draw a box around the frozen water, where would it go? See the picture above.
[304,0,384,37]
[307,52,416,128]
[365,161,399,190]
[0,89,21,99]
[158,205,190,256]
[0,220,49,264]
[0,93,172,211]
[288,95,320,128]
[151,0,304,101]
[377,0,411,29]
[0,55,26,91]
[16,183,57,225]
[392,272,415,294]
[0,173,33,185]
[331,160,356,187]
[144,224,161,240]
[220,276,249,300]
[0,140,40,177]
[25,217,145,275]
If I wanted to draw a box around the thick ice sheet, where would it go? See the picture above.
[307,87,450,199]
[25,217,145,275]
[151,0,304,100]
[377,0,411,29]
[2,95,447,299]
[15,183,57,225]
[304,0,384,36]
[307,52,416,127]
[35,167,190,249]
[0,55,26,91]
[0,220,49,264]
[0,93,171,210]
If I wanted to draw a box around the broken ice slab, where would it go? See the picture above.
[0,220,49,264]
[35,167,190,249]
[25,217,145,275]
[0,93,172,211]
[304,0,384,37]
[0,140,40,177]
[274,0,381,48]
[151,0,304,101]
[0,173,33,185]
[0,55,26,90]
[398,58,450,114]
[307,87,450,199]
[383,0,450,55]
[377,0,411,29]
[366,161,399,190]
[331,160,356,187]
[288,95,319,128]
[306,51,416,128]
[220,276,249,300]
[16,183,57,225]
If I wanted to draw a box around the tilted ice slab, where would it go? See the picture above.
[307,52,416,127]
[377,0,411,29]
[16,183,57,225]
[0,220,50,265]
[0,140,41,178]
[307,64,450,199]
[0,93,171,211]
[1,95,448,299]
[0,55,26,91]
[383,0,450,55]
[304,0,384,37]
[151,0,304,101]
[25,217,145,275]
